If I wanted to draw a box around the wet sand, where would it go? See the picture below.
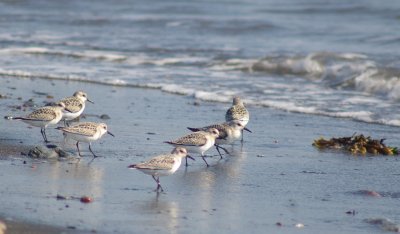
[0,77,400,233]
[0,218,71,234]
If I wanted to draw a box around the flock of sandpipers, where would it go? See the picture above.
[9,91,251,192]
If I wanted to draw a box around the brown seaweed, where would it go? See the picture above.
[313,134,398,156]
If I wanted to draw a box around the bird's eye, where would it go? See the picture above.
[103,126,107,130]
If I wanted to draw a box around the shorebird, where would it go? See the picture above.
[164,128,219,167]
[58,91,93,126]
[225,96,250,143]
[128,147,194,192]
[56,122,114,157]
[11,102,68,143]
[187,121,252,157]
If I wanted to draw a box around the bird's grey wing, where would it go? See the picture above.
[26,108,56,121]
[61,123,97,136]
[136,155,175,170]
[60,97,83,113]
[173,133,207,146]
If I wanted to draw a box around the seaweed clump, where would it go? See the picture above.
[313,134,398,155]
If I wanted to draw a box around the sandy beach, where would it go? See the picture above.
[0,77,399,233]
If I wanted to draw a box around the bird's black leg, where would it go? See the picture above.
[241,129,244,144]
[41,128,49,143]
[76,141,82,156]
[201,153,210,167]
[152,175,164,192]
[88,143,98,158]
[215,145,224,159]
[215,144,230,157]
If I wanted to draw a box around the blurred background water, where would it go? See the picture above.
[0,0,399,125]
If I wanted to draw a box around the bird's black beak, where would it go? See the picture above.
[187,155,195,161]
[107,131,115,137]
[128,164,136,169]
[87,99,94,104]
[244,127,252,133]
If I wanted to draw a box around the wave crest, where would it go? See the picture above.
[211,52,400,100]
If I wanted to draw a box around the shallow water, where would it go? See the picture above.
[0,78,400,233]
[0,0,400,126]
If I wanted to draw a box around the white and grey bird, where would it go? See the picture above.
[164,128,220,167]
[11,102,68,143]
[56,122,114,157]
[58,91,93,126]
[187,121,251,157]
[225,96,251,143]
[128,147,194,192]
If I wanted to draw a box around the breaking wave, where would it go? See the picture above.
[211,52,400,101]
[1,49,400,127]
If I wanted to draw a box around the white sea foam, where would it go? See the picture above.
[209,59,256,71]
[109,79,127,85]
[193,91,232,103]
[0,47,211,67]
[160,84,195,95]
[342,96,381,105]
[258,100,317,114]
[332,111,373,121]
[339,53,368,59]
[0,68,89,81]
[212,52,373,81]
[210,52,400,102]
[0,47,127,61]
[144,57,205,66]
[354,69,400,100]
[0,47,49,54]
[1,49,400,128]
[80,50,127,61]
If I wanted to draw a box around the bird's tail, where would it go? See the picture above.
[187,127,200,132]
[128,164,137,169]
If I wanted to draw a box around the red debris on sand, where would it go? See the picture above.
[366,190,381,197]
[80,196,92,203]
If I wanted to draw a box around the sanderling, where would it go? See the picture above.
[187,121,252,157]
[225,96,251,143]
[58,91,93,126]
[56,122,114,157]
[11,102,68,143]
[164,128,219,167]
[128,147,194,192]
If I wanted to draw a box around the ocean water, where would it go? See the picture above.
[0,0,400,125]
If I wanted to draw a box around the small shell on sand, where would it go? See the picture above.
[295,223,304,228]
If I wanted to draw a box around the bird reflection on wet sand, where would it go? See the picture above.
[130,193,181,234]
